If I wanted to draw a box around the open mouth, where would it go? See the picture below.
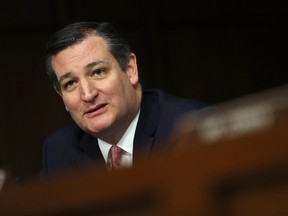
[85,104,107,115]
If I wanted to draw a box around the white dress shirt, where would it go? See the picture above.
[98,110,140,168]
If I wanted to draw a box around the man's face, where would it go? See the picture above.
[51,35,140,140]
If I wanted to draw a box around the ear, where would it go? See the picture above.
[54,86,62,97]
[126,53,139,85]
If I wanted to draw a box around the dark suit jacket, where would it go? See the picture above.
[40,89,208,177]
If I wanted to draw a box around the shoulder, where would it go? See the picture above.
[143,88,208,111]
[139,88,209,145]
[41,124,96,177]
[41,124,92,166]
[141,88,210,129]
[43,123,86,148]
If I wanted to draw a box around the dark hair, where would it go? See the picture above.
[45,21,131,92]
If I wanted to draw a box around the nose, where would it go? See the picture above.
[80,80,98,102]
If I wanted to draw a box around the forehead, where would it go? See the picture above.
[51,35,113,72]
[60,35,110,57]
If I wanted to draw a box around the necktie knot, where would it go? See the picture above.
[108,145,123,171]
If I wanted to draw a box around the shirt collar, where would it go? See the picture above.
[98,109,140,162]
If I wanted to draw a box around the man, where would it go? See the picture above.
[41,21,207,177]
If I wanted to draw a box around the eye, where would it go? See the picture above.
[63,80,77,90]
[91,68,105,77]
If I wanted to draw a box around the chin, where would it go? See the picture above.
[86,123,111,134]
[80,117,114,134]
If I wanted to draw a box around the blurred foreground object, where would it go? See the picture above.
[175,84,288,144]
[0,169,6,191]
[1,85,288,215]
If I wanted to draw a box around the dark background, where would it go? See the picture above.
[0,0,287,179]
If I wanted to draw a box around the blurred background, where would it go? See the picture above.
[0,0,287,179]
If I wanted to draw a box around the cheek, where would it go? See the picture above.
[101,76,126,96]
[62,95,79,112]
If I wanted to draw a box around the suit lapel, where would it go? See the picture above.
[133,90,159,161]
[78,133,106,167]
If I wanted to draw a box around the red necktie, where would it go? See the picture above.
[108,145,123,171]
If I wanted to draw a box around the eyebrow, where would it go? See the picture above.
[59,72,72,82]
[85,60,107,69]
[58,60,108,82]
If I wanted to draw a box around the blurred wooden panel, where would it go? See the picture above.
[0,85,288,215]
